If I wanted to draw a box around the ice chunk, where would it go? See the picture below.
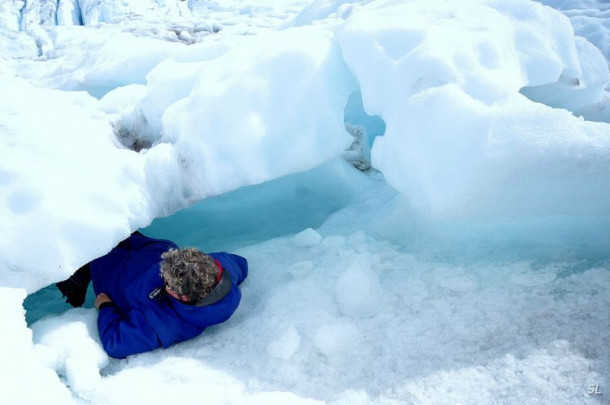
[292,228,323,247]
[31,309,108,394]
[335,255,382,318]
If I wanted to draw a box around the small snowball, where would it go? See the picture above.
[292,228,322,247]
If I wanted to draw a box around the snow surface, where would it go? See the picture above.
[1,0,610,404]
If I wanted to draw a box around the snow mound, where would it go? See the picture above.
[0,77,152,292]
[134,26,355,197]
[0,288,74,405]
[338,0,610,219]
[32,309,108,393]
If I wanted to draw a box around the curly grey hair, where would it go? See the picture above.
[160,247,219,301]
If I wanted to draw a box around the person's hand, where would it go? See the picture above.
[95,293,112,309]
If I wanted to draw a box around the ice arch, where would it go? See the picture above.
[336,0,610,219]
[23,157,365,324]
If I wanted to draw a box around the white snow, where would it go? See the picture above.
[32,309,108,393]
[0,288,74,405]
[1,0,609,404]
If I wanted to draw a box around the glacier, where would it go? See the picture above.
[1,0,609,404]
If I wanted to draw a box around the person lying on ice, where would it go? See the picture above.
[56,231,248,359]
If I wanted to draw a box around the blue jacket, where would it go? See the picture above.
[89,233,248,359]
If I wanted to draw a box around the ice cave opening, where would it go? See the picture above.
[23,160,353,324]
[23,89,387,325]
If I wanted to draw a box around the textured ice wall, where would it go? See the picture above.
[9,0,188,29]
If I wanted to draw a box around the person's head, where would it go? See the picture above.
[160,248,219,302]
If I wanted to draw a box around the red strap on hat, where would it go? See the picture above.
[214,259,223,284]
